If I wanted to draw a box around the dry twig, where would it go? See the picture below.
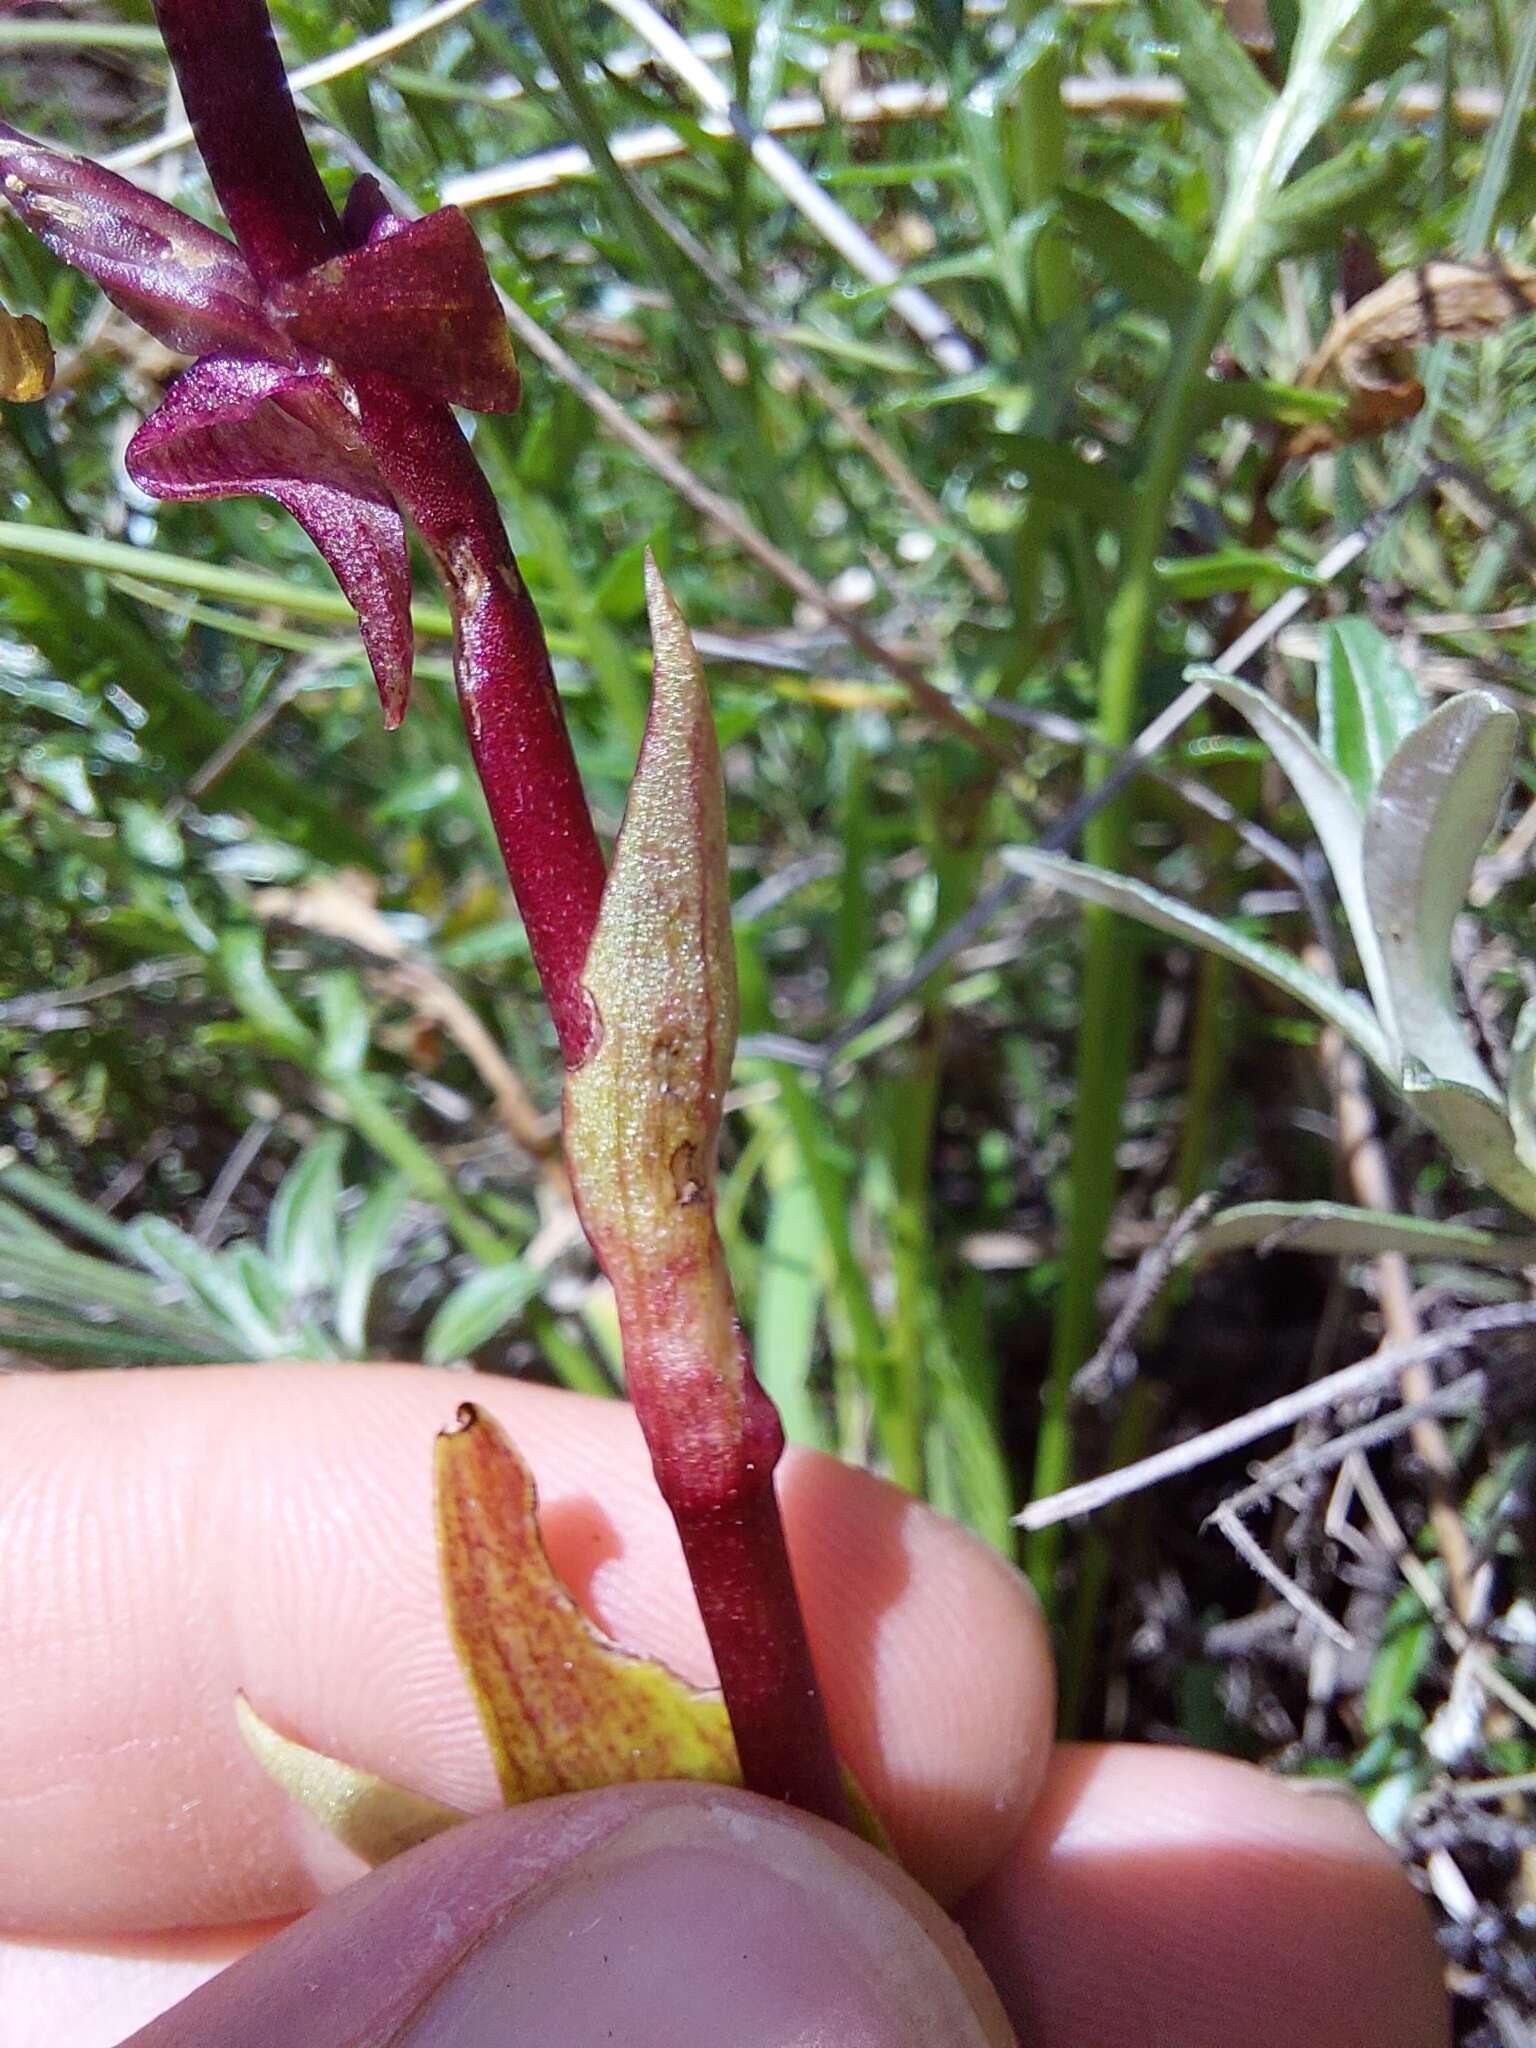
[1016,1302,1536,1531]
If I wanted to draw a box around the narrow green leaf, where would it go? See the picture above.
[316,970,371,1079]
[1254,134,1424,266]
[992,433,1133,523]
[1317,619,1426,807]
[752,1164,826,1451]
[1057,190,1196,320]
[127,1217,288,1357]
[1363,1599,1433,1737]
[1004,846,1394,1073]
[117,800,185,872]
[1197,669,1388,1021]
[1400,1070,1536,1220]
[1148,0,1273,142]
[218,930,313,1058]
[1508,999,1536,1178]
[1157,550,1318,599]
[335,1175,412,1355]
[424,1260,544,1365]
[266,1132,345,1298]
[1193,378,1345,429]
[1195,1200,1536,1268]
[0,1161,144,1259]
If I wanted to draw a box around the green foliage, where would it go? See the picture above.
[1,4,1533,1788]
[1017,639,1536,1213]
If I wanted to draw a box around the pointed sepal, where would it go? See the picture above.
[268,206,521,414]
[0,122,280,359]
[126,355,415,725]
[436,1403,741,1805]
[235,1694,467,1867]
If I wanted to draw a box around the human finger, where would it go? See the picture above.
[119,1785,1013,2046]
[0,1364,1051,1933]
[959,1743,1448,2048]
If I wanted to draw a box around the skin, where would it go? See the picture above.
[0,1365,1449,2046]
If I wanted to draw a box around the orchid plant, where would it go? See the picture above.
[0,0,855,1840]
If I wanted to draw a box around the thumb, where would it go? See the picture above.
[120,1783,1015,2046]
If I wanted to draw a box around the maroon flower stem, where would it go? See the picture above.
[151,0,344,288]
[629,1353,850,1825]
[351,374,606,1063]
[151,0,844,1823]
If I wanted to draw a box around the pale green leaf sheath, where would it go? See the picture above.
[563,556,750,1499]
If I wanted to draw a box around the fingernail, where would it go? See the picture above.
[398,1796,1006,2047]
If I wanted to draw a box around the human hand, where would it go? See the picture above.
[0,1366,1447,2045]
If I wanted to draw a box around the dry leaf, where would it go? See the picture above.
[436,1403,742,1804]
[0,305,52,401]
[1287,257,1536,457]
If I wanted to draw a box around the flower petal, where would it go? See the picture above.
[340,173,395,249]
[0,121,280,359]
[267,206,521,414]
[127,355,414,725]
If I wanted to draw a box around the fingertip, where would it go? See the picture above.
[0,1366,1053,1930]
[959,1744,1449,2048]
[781,1450,1054,1903]
[120,1788,1016,2048]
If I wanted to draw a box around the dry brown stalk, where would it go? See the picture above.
[443,81,1510,207]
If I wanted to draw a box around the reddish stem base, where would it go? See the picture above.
[672,1483,851,1826]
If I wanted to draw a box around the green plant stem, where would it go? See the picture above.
[1056,1373,1161,1732]
[884,1022,942,1498]
[1026,276,1232,1611]
[1055,946,1231,1729]
[526,1300,614,1396]
[1007,0,1072,327]
[326,1073,510,1269]
[1168,949,1234,1220]
[0,20,164,47]
[0,520,589,660]
[771,1064,918,1491]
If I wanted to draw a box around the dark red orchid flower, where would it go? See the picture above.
[0,128,518,730]
[0,99,603,1058]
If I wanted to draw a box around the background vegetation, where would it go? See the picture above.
[0,1,1533,2032]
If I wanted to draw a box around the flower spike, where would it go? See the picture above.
[3,0,854,1835]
